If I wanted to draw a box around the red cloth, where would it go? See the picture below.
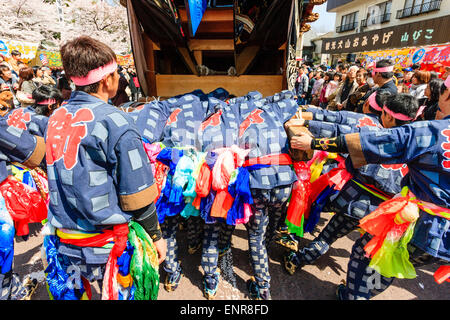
[59,224,129,300]
[434,265,450,284]
[0,176,48,236]
[242,153,293,167]
[286,161,311,226]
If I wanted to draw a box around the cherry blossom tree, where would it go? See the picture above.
[0,0,131,54]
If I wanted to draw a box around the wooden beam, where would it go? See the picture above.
[156,74,283,98]
[178,8,233,23]
[235,45,260,75]
[188,39,234,51]
[142,32,157,97]
[193,51,202,66]
[177,47,199,75]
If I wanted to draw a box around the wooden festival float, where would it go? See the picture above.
[120,0,326,99]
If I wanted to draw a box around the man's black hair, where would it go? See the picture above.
[375,59,394,79]
[384,93,419,126]
[32,85,63,116]
[368,90,391,117]
[428,78,444,103]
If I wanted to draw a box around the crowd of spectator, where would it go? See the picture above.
[0,50,142,111]
[294,60,449,121]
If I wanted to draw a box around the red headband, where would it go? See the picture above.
[368,91,383,111]
[372,65,394,77]
[373,66,394,73]
[37,99,56,105]
[383,104,426,121]
[71,60,117,86]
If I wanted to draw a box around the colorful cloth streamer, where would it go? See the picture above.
[141,139,168,202]
[301,154,352,234]
[0,176,48,236]
[10,162,49,204]
[307,151,331,183]
[433,265,450,284]
[142,139,164,176]
[0,193,14,274]
[170,151,195,208]
[359,186,450,279]
[117,250,136,300]
[181,152,206,219]
[210,145,250,219]
[44,235,89,300]
[101,224,130,300]
[304,186,338,233]
[127,221,160,300]
[286,161,311,237]
[47,221,160,300]
[156,147,185,223]
[227,167,254,225]
[198,152,218,224]
[192,161,212,210]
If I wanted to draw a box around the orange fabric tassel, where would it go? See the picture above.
[359,198,415,258]
[192,162,212,209]
[210,190,235,218]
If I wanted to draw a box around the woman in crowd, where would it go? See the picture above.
[17,67,37,107]
[409,70,431,103]
[32,66,44,87]
[421,78,444,120]
[318,71,335,109]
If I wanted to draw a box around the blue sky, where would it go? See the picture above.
[311,3,336,34]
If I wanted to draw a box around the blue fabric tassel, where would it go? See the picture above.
[44,235,84,300]
[155,148,186,223]
[304,186,338,233]
[226,164,269,225]
[0,196,14,274]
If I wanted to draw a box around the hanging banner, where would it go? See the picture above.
[322,14,450,54]
[361,48,415,70]
[185,0,207,37]
[360,44,450,73]
[31,50,62,67]
[411,44,450,66]
[0,39,39,61]
[116,54,135,66]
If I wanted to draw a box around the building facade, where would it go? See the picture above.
[319,0,450,70]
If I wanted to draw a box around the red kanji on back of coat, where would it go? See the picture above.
[356,117,380,128]
[166,108,182,125]
[7,109,31,130]
[46,107,94,170]
[201,110,222,131]
[239,109,265,138]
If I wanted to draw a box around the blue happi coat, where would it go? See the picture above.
[346,116,450,260]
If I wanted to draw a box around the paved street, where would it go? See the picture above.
[14,213,448,300]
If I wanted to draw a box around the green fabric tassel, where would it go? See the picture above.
[128,221,160,300]
[369,222,417,279]
[285,215,304,238]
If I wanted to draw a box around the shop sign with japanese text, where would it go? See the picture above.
[321,14,450,54]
